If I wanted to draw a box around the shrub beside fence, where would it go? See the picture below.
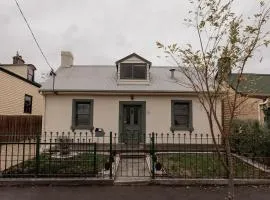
[230,119,270,166]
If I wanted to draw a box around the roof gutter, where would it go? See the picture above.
[40,90,218,96]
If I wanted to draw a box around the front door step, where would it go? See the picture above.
[114,177,151,185]
[120,152,146,159]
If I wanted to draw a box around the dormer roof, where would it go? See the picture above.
[115,53,152,67]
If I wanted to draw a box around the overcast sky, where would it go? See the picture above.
[0,0,270,82]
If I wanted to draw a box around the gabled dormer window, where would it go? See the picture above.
[27,65,36,82]
[27,68,34,81]
[120,63,147,80]
[116,53,151,84]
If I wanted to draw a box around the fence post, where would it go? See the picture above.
[151,132,155,179]
[35,133,41,177]
[93,143,97,175]
[109,131,113,179]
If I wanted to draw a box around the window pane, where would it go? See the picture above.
[76,103,90,114]
[120,64,132,79]
[25,96,32,101]
[76,114,90,126]
[27,69,34,81]
[74,101,91,127]
[173,101,191,128]
[174,115,189,127]
[134,107,139,125]
[27,74,33,81]
[28,69,33,75]
[133,65,147,79]
[24,95,32,114]
[124,106,130,124]
[174,103,189,115]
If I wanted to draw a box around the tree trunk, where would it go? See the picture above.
[224,136,234,200]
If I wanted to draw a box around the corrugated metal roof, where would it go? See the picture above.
[40,65,197,92]
[229,73,270,97]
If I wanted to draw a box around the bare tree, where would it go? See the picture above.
[157,0,270,199]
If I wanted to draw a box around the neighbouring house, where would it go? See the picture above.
[223,73,270,132]
[40,52,222,144]
[0,53,43,116]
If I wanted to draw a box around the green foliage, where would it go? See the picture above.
[159,153,267,178]
[3,153,108,176]
[157,0,270,88]
[230,119,270,157]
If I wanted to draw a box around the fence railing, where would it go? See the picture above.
[0,131,269,179]
[0,132,111,178]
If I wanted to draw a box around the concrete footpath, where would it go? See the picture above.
[0,185,270,200]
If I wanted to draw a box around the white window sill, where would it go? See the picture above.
[117,79,150,85]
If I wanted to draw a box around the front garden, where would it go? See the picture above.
[2,152,109,177]
[157,153,270,179]
[154,120,270,179]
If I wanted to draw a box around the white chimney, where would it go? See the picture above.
[61,51,73,67]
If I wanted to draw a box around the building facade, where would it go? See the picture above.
[41,52,222,143]
[0,53,43,115]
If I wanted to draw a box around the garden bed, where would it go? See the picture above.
[2,152,109,177]
[156,153,270,179]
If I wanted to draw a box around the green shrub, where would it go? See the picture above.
[230,119,270,157]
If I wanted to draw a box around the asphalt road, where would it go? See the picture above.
[0,186,270,200]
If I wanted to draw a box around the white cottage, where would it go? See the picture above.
[40,52,222,144]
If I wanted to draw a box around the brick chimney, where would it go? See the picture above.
[217,57,231,82]
[13,52,25,64]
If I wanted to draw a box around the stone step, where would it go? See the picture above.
[114,177,151,186]
[120,153,146,159]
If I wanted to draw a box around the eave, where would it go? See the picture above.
[40,90,201,96]
[0,67,41,88]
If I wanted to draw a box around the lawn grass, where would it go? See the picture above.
[157,153,270,179]
[2,152,108,177]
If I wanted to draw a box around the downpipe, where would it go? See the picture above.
[258,98,269,124]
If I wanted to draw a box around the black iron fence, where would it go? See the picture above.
[0,132,270,179]
[0,132,111,178]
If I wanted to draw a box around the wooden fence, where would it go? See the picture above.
[0,115,42,142]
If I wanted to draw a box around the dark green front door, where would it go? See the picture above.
[119,102,146,143]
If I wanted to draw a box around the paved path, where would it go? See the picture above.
[116,158,150,177]
[0,186,270,200]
